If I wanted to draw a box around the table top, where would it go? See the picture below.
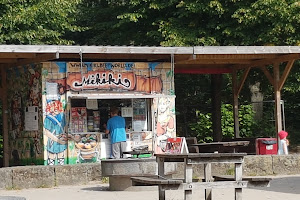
[155,153,247,164]
[190,141,250,147]
[155,152,247,158]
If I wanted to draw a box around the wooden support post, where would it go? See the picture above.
[157,157,165,200]
[278,60,295,91]
[261,67,274,87]
[204,163,212,200]
[1,65,9,167]
[184,158,193,200]
[273,63,282,134]
[211,74,222,142]
[235,163,243,200]
[232,69,240,138]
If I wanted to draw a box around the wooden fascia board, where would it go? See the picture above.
[0,53,36,59]
[194,54,278,59]
[245,54,300,68]
[279,59,295,91]
[175,58,253,65]
[175,54,279,65]
[59,53,171,61]
[0,58,18,63]
[175,64,230,69]
[9,53,57,67]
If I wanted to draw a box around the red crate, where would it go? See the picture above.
[255,138,278,155]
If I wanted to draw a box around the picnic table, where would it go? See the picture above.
[131,152,271,200]
[189,141,250,153]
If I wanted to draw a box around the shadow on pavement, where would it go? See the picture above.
[81,186,109,192]
[80,176,300,195]
[251,176,300,194]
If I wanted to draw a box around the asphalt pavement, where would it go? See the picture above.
[0,175,300,200]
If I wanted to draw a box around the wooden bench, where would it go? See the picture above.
[131,176,183,186]
[213,175,272,187]
[107,171,176,191]
[131,176,184,193]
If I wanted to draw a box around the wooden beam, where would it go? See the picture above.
[0,58,18,63]
[175,64,230,69]
[194,54,278,60]
[247,54,300,68]
[9,53,57,67]
[175,54,280,65]
[237,67,250,96]
[59,53,171,61]
[261,67,274,87]
[279,59,295,91]
[0,53,36,59]
[175,59,253,65]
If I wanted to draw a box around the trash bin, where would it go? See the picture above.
[255,138,278,155]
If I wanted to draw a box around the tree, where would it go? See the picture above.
[0,0,82,44]
[74,1,300,46]
[233,0,300,45]
[72,1,300,142]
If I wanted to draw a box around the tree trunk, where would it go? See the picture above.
[211,74,222,142]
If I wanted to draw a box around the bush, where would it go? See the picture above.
[190,112,213,143]
[189,103,270,142]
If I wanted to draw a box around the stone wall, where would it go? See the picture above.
[174,155,300,178]
[0,163,101,190]
[0,155,299,190]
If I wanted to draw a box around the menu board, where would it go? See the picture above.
[165,137,189,154]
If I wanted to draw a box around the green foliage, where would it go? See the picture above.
[0,0,82,44]
[233,0,300,45]
[71,1,300,146]
[73,0,300,46]
[190,112,213,143]
[190,104,266,142]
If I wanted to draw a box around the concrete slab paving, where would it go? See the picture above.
[0,175,299,200]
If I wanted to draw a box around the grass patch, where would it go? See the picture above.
[225,168,235,175]
[5,186,21,190]
[101,177,109,183]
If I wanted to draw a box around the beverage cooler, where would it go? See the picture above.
[255,138,278,155]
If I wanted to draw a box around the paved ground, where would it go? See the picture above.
[0,175,300,200]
